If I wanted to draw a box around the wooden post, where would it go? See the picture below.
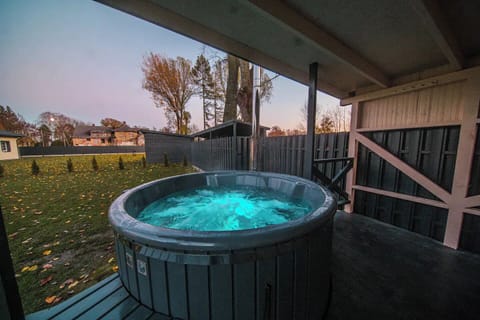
[344,102,359,213]
[232,122,237,170]
[303,62,318,179]
[443,75,480,248]
[0,207,25,320]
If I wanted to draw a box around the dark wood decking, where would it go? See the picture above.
[27,211,480,320]
[26,274,166,320]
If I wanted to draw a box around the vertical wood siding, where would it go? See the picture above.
[359,81,465,130]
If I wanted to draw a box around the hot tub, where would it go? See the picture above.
[109,171,336,320]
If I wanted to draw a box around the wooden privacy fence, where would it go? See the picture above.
[190,132,350,185]
[191,137,250,171]
[146,126,480,253]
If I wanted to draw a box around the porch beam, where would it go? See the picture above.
[340,66,480,105]
[352,185,449,209]
[408,0,464,70]
[355,133,451,203]
[303,62,318,180]
[249,0,390,88]
[444,74,480,248]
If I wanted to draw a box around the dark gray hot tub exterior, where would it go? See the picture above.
[109,171,336,320]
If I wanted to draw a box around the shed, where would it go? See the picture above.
[190,120,269,140]
[142,130,193,164]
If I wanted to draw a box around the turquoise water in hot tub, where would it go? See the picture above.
[137,186,312,231]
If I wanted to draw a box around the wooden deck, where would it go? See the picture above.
[26,211,480,320]
[26,274,167,320]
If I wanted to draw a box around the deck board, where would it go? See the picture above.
[51,278,123,319]
[99,297,140,320]
[26,274,120,320]
[123,304,154,320]
[76,286,129,320]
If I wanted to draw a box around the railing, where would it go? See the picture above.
[312,157,354,206]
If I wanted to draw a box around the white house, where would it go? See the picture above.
[0,130,22,160]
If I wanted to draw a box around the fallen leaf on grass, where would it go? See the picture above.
[68,281,79,289]
[40,275,53,286]
[59,278,74,289]
[108,257,114,264]
[112,265,119,272]
[8,232,18,239]
[42,263,53,270]
[45,296,56,304]
[21,265,38,272]
[42,250,52,256]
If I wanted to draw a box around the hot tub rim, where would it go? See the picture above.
[109,171,337,251]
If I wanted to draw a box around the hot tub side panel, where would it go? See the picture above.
[114,219,332,320]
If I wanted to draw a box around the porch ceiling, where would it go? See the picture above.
[97,0,480,100]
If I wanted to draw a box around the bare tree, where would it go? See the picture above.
[38,111,83,145]
[142,53,195,135]
[223,55,239,122]
[101,118,126,129]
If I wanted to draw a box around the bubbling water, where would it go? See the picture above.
[137,186,312,231]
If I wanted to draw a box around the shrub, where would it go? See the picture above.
[51,140,64,146]
[67,158,74,173]
[141,156,146,168]
[163,153,169,167]
[118,156,125,170]
[92,156,99,171]
[0,163,4,177]
[183,154,188,167]
[31,160,40,176]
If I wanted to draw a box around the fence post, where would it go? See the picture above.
[304,62,318,179]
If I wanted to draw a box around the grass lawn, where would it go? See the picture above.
[0,154,195,314]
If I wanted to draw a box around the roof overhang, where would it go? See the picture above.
[96,0,480,101]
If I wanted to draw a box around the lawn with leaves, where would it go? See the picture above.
[0,154,195,314]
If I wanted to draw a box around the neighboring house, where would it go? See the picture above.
[0,130,22,160]
[72,125,113,146]
[72,125,144,146]
[114,126,145,146]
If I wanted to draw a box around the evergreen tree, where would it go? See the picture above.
[192,54,215,129]
[0,163,4,178]
[163,153,169,167]
[67,158,74,173]
[92,156,99,171]
[31,160,40,176]
[118,156,125,170]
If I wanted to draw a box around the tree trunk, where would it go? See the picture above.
[238,60,253,123]
[223,55,239,122]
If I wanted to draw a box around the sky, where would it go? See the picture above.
[0,0,341,131]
